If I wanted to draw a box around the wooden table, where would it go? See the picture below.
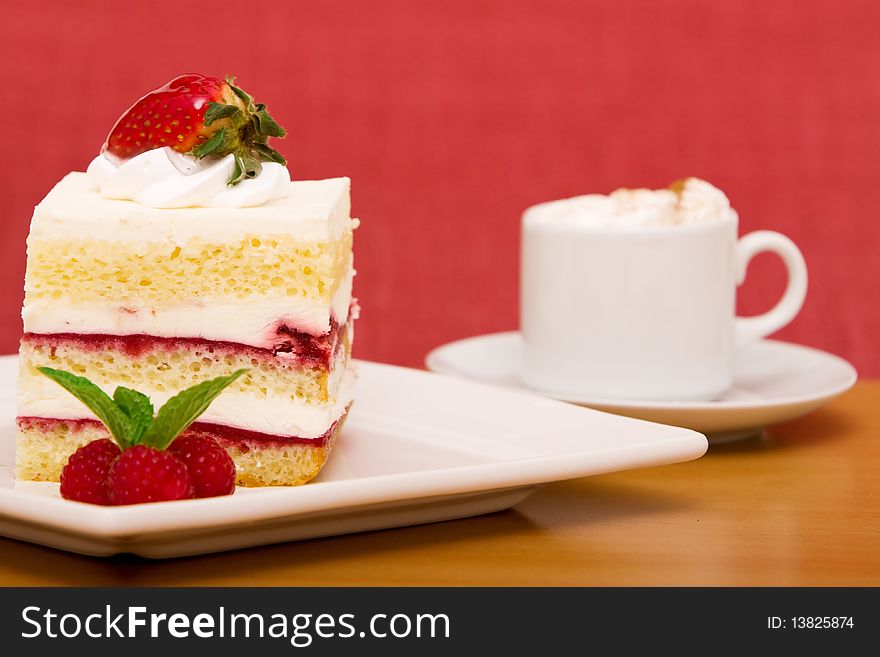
[1,382,877,586]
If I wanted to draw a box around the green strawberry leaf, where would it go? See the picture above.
[229,152,263,185]
[37,367,133,447]
[113,387,153,443]
[204,102,243,127]
[191,127,231,159]
[226,75,254,107]
[252,108,286,138]
[229,153,247,185]
[251,142,287,165]
[210,75,286,186]
[241,152,262,179]
[143,369,248,450]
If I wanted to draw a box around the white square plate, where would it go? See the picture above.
[0,355,707,558]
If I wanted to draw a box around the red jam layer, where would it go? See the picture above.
[17,416,336,449]
[22,317,347,369]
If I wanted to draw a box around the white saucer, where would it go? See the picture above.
[426,333,857,439]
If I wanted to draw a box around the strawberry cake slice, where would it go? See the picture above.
[16,74,357,487]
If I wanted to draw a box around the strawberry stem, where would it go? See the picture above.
[190,77,286,185]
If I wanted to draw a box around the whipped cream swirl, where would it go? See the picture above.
[87,147,290,209]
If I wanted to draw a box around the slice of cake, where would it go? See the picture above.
[16,74,357,487]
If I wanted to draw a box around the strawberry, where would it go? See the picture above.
[103,73,286,184]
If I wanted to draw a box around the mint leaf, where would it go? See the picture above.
[113,387,153,443]
[143,369,248,450]
[204,102,243,127]
[37,367,132,447]
[36,367,247,451]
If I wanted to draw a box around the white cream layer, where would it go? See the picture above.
[18,355,356,440]
[23,265,354,346]
[31,173,353,243]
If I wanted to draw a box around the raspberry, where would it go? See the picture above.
[59,439,121,505]
[108,445,194,505]
[169,434,236,498]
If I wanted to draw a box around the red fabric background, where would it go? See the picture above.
[1,0,878,374]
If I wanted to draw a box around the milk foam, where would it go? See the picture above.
[525,178,732,229]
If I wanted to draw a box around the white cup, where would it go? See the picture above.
[520,209,808,401]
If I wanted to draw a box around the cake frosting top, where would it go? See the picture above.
[31,173,352,243]
[87,73,290,209]
[524,178,733,229]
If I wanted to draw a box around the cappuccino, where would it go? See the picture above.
[520,178,807,401]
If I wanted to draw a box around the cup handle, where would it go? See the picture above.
[734,230,808,347]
